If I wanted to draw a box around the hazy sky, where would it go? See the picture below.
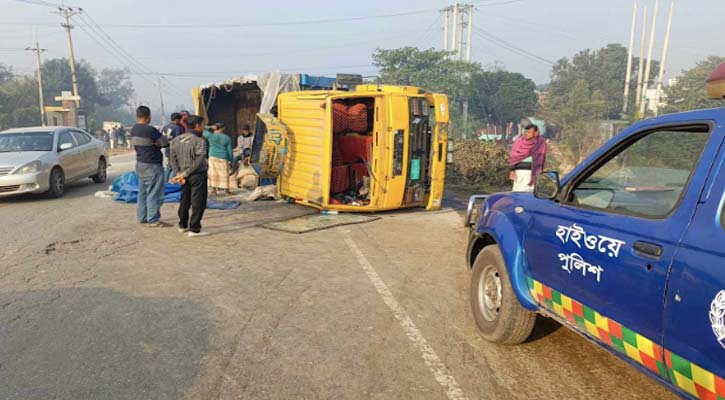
[1,0,723,115]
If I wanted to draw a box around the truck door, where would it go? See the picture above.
[523,123,714,381]
[424,93,448,210]
[662,128,725,399]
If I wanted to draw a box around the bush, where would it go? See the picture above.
[450,139,510,189]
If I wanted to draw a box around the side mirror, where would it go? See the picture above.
[534,171,560,200]
[465,194,489,228]
[59,142,74,151]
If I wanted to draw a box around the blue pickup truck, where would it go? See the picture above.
[465,68,725,399]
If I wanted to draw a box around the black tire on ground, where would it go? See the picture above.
[47,168,65,198]
[91,158,107,183]
[470,245,536,345]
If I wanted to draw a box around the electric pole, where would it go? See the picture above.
[55,6,83,108]
[654,0,674,116]
[634,6,647,112]
[451,3,459,59]
[157,75,167,125]
[443,6,450,54]
[26,42,47,126]
[639,0,659,118]
[465,5,473,62]
[622,3,637,115]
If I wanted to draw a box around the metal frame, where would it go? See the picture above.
[465,194,489,227]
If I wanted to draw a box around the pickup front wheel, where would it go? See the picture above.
[470,246,536,345]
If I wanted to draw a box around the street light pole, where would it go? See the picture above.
[25,42,47,126]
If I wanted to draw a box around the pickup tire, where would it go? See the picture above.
[470,246,536,344]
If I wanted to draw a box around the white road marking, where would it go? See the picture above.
[344,238,469,400]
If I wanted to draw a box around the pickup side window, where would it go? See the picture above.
[566,125,710,218]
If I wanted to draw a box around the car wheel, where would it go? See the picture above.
[470,246,536,344]
[47,168,65,198]
[92,158,107,183]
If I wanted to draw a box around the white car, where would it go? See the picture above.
[0,126,108,198]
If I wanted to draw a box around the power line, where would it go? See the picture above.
[473,28,554,66]
[73,12,187,98]
[66,9,439,29]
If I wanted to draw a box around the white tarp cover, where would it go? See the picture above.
[256,71,301,114]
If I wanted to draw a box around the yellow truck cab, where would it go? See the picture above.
[256,84,449,212]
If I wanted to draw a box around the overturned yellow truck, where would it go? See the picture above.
[193,74,449,212]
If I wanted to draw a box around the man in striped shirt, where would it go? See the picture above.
[170,114,209,237]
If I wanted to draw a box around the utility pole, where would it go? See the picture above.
[654,0,674,116]
[634,6,647,112]
[26,41,47,126]
[457,7,465,61]
[157,75,167,125]
[465,5,473,62]
[622,3,637,115]
[443,7,450,54]
[451,3,459,59]
[639,0,659,118]
[55,7,82,108]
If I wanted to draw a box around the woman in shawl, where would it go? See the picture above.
[509,124,547,192]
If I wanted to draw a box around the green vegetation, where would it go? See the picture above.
[0,59,135,131]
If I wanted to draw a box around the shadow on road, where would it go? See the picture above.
[0,287,210,400]
[525,315,563,343]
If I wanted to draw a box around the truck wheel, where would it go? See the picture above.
[470,246,536,344]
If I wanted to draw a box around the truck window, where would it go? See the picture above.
[567,125,710,218]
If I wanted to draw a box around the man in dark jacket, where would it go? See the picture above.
[170,114,209,237]
[131,106,169,227]
[162,112,185,180]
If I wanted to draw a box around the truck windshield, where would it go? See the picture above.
[0,131,55,152]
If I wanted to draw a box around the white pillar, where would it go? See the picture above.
[639,0,660,118]
[622,3,637,114]
[654,0,674,116]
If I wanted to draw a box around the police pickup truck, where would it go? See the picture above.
[465,64,725,399]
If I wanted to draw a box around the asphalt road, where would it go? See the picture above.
[0,152,676,400]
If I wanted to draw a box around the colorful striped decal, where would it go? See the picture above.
[527,278,724,399]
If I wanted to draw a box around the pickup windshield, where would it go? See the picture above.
[0,131,55,152]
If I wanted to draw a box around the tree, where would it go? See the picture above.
[663,56,725,114]
[547,44,657,119]
[0,74,42,129]
[0,59,135,130]
[372,47,479,97]
[469,70,538,125]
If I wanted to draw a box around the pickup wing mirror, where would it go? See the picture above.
[59,142,74,151]
[465,194,489,228]
[534,171,560,200]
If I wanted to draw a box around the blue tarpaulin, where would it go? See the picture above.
[111,172,240,209]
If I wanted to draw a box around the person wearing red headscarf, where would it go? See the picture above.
[508,124,547,192]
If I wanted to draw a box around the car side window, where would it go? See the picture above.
[58,131,76,149]
[566,125,710,218]
[71,130,91,145]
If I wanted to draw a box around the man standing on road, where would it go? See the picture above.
[131,106,170,227]
[508,124,547,192]
[162,112,184,180]
[179,110,190,133]
[170,114,209,237]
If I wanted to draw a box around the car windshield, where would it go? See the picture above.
[0,131,55,152]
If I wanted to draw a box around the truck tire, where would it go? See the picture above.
[470,246,536,345]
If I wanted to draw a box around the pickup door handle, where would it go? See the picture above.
[633,241,663,258]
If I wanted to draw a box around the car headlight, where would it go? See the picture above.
[13,160,42,175]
